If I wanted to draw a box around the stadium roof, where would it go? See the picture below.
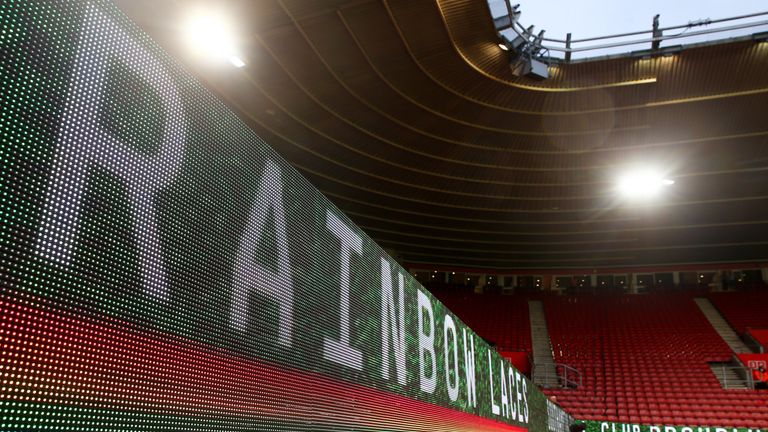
[117,0,768,271]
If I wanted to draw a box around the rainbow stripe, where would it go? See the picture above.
[0,290,526,431]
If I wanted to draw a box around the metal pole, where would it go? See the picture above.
[652,14,662,51]
[564,365,568,388]
[565,33,572,62]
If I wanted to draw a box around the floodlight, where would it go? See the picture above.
[511,56,548,80]
[228,56,246,68]
[616,168,674,199]
[185,12,245,67]
[753,31,768,43]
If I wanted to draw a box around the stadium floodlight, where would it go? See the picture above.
[754,31,768,42]
[511,56,549,80]
[228,55,246,68]
[616,168,675,199]
[185,12,245,67]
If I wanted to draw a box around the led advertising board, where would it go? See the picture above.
[586,421,764,432]
[0,1,572,430]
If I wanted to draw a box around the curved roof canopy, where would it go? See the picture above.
[117,0,768,270]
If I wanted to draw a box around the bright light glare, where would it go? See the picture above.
[498,43,509,51]
[228,56,246,68]
[186,13,244,67]
[616,169,674,199]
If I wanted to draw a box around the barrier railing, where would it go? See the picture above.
[717,363,754,389]
[491,0,768,61]
[533,362,582,389]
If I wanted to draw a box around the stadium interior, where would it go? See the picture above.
[3,0,768,430]
[112,0,768,426]
[118,0,768,427]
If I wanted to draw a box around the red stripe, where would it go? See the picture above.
[0,291,526,431]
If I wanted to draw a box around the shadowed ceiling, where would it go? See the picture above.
[116,0,768,270]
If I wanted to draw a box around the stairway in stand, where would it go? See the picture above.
[709,362,750,390]
[529,300,558,388]
[694,297,752,354]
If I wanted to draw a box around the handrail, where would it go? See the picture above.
[532,362,582,389]
[493,0,768,60]
[541,11,768,43]
[556,20,768,54]
[719,363,754,389]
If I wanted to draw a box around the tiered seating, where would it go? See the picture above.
[542,294,768,427]
[432,290,531,353]
[709,291,768,335]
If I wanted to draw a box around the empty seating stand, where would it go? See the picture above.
[432,291,532,354]
[708,291,768,336]
[541,293,768,427]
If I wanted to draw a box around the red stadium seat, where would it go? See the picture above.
[539,293,768,427]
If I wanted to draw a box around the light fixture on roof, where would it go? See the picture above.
[185,12,245,68]
[661,45,683,57]
[616,167,675,199]
[507,28,549,80]
[753,31,768,43]
[494,3,549,80]
[633,45,683,60]
[228,56,246,68]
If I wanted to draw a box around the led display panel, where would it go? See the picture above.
[0,1,573,430]
[586,421,762,432]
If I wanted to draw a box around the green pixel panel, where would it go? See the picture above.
[0,1,572,431]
